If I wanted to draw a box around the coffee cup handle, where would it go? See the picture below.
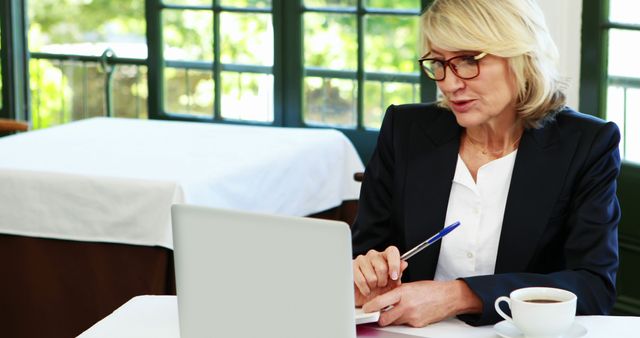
[494,296,514,324]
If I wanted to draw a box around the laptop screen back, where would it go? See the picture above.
[171,205,356,338]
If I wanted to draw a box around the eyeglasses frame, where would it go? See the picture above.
[418,52,488,81]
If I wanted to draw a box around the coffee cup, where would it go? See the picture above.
[494,287,577,338]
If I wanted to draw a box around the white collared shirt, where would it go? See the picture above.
[434,150,517,281]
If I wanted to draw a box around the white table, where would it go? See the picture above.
[78,295,640,338]
[0,117,364,248]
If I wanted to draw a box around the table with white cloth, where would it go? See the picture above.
[78,295,640,338]
[0,117,364,338]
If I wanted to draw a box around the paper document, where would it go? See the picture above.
[356,307,380,325]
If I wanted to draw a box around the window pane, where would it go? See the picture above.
[608,29,640,78]
[220,0,272,7]
[28,0,146,58]
[30,59,108,129]
[163,9,214,61]
[624,88,640,163]
[607,28,640,164]
[609,86,640,163]
[220,13,273,66]
[304,0,356,7]
[163,0,212,5]
[366,0,419,9]
[28,0,147,129]
[364,81,418,129]
[364,15,419,73]
[113,65,148,120]
[30,59,65,129]
[609,0,640,25]
[606,86,625,155]
[164,67,214,117]
[304,13,357,70]
[221,72,274,122]
[304,77,356,128]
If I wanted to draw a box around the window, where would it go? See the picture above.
[588,0,640,163]
[28,0,147,129]
[605,0,640,163]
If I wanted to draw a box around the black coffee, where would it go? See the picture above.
[525,299,561,304]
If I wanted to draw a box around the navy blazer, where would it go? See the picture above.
[352,103,621,326]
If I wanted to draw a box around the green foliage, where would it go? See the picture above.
[366,0,419,9]
[29,0,146,128]
[304,0,357,7]
[364,15,419,73]
[304,13,357,70]
[220,0,271,7]
[29,59,68,129]
[220,13,272,66]
[163,9,214,61]
[164,68,213,116]
[28,0,145,48]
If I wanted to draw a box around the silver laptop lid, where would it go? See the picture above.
[171,204,356,338]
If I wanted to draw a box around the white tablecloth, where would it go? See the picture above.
[78,296,640,338]
[0,117,364,248]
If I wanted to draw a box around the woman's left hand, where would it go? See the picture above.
[361,280,482,327]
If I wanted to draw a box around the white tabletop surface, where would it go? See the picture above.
[0,117,363,248]
[78,295,640,338]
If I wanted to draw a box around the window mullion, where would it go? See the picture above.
[421,0,437,103]
[146,0,163,120]
[279,0,303,127]
[213,1,221,121]
[356,0,364,130]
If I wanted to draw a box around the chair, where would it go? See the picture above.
[0,118,29,133]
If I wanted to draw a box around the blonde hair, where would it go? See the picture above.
[422,0,566,128]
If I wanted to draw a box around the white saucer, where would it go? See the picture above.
[494,320,587,338]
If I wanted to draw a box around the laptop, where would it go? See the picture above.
[171,204,421,338]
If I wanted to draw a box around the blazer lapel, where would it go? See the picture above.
[404,111,460,281]
[495,121,581,273]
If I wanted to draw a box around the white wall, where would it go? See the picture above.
[537,0,583,109]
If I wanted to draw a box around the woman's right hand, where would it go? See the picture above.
[353,246,408,306]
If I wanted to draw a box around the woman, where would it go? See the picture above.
[352,0,620,327]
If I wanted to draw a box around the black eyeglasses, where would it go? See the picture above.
[418,52,488,81]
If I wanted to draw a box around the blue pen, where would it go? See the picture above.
[400,221,461,260]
